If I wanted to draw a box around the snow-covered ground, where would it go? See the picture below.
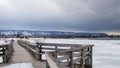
[0,57,2,63]
[92,40,120,68]
[0,63,33,68]
[0,40,11,45]
[0,38,120,68]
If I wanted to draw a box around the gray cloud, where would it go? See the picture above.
[0,0,120,32]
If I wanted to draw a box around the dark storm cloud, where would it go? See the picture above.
[0,0,120,32]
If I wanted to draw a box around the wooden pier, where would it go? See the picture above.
[0,39,94,68]
[11,41,46,68]
[0,41,46,68]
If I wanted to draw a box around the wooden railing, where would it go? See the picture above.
[18,40,85,61]
[17,40,94,68]
[45,45,94,68]
[36,43,86,61]
[0,40,14,63]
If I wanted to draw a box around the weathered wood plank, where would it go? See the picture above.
[45,52,61,68]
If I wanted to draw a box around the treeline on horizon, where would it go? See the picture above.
[0,33,120,38]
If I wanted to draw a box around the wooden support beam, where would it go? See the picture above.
[80,49,85,68]
[69,51,73,68]
[90,47,93,68]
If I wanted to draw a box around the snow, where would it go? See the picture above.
[92,40,120,68]
[36,38,94,45]
[0,63,34,68]
[22,39,36,43]
[0,57,2,63]
[0,40,11,46]
[22,31,32,35]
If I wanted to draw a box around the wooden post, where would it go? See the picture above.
[39,45,42,61]
[55,46,58,58]
[36,43,42,60]
[80,49,84,68]
[35,45,39,60]
[85,47,90,65]
[11,41,14,52]
[90,47,93,68]
[69,51,73,68]
[69,46,73,68]
[6,46,9,63]
[3,47,6,63]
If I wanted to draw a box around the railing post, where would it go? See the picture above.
[80,49,85,68]
[39,45,42,61]
[55,46,58,58]
[69,51,73,68]
[3,47,6,63]
[10,40,14,54]
[85,47,90,66]
[36,43,42,60]
[90,47,93,68]
[69,46,74,68]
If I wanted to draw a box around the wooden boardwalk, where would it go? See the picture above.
[0,41,46,68]
[0,40,94,68]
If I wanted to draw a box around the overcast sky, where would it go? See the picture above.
[0,0,120,32]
